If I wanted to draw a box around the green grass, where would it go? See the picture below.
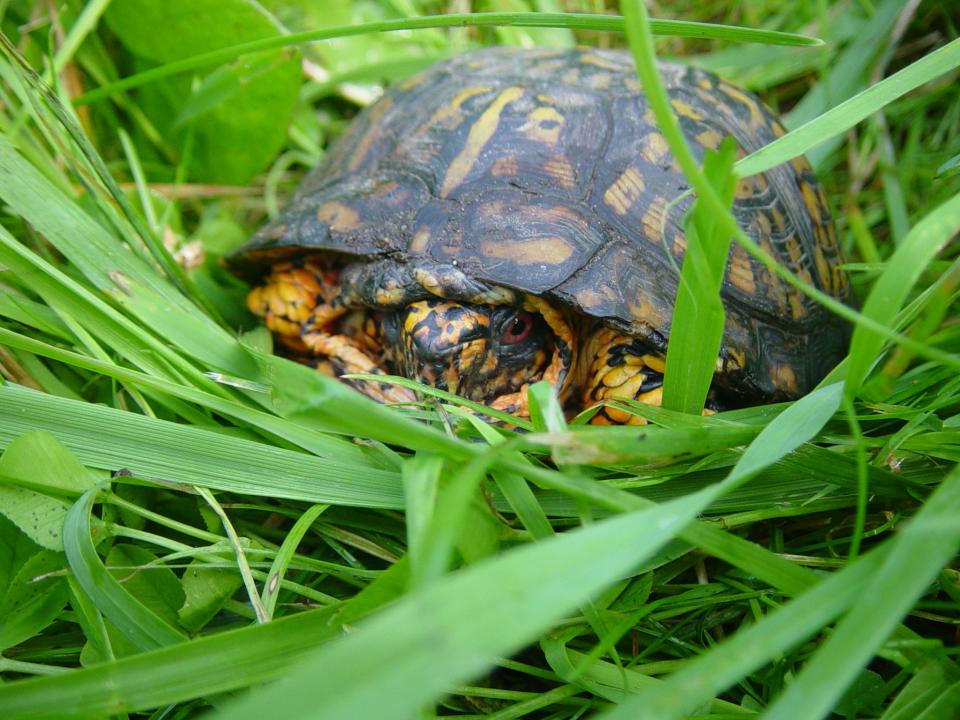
[0,1,959,718]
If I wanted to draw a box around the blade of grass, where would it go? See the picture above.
[0,35,217,320]
[260,504,328,620]
[845,192,960,399]
[0,603,344,719]
[764,463,960,719]
[661,137,738,414]
[736,37,960,178]
[76,12,821,104]
[0,139,249,378]
[0,382,405,509]
[597,545,888,719]
[0,327,369,463]
[195,486,268,624]
[207,491,712,720]
[64,487,186,650]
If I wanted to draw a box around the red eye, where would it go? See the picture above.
[501,311,534,345]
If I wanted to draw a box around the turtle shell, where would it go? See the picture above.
[231,46,851,402]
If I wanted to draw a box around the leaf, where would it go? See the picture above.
[596,546,887,720]
[881,661,960,720]
[0,547,69,651]
[0,430,95,495]
[0,484,70,551]
[726,382,844,484]
[179,557,244,632]
[105,0,301,184]
[0,432,95,550]
[106,544,185,631]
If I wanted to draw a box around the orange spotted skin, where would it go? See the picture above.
[247,260,662,419]
[232,47,853,419]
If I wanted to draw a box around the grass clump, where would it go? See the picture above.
[0,1,959,718]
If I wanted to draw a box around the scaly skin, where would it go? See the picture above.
[248,258,666,423]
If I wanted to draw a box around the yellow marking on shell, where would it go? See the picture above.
[627,290,669,329]
[579,52,624,70]
[695,129,724,149]
[791,155,814,175]
[480,236,574,266]
[409,228,431,254]
[316,200,361,232]
[398,74,425,90]
[718,83,765,129]
[813,245,833,294]
[672,231,687,256]
[624,76,643,92]
[771,121,787,138]
[575,286,617,311]
[727,244,757,295]
[801,182,823,224]
[491,156,520,176]
[671,98,704,121]
[521,106,565,145]
[726,348,746,372]
[772,363,799,394]
[603,166,646,216]
[543,155,576,189]
[425,85,492,131]
[788,290,806,321]
[536,94,557,105]
[770,208,787,233]
[440,86,524,198]
[735,177,755,199]
[783,237,815,294]
[642,196,670,245]
[588,72,613,90]
[697,78,713,90]
[640,132,670,165]
[755,212,772,240]
[347,97,392,172]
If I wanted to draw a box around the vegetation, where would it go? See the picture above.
[0,1,958,717]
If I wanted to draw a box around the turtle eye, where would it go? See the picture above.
[501,311,534,345]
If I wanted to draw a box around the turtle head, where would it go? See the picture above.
[383,297,553,405]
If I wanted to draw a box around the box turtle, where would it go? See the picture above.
[230,47,850,424]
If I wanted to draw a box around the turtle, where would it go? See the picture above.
[229,46,851,424]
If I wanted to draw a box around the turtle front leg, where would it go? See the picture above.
[247,260,414,404]
[581,329,665,425]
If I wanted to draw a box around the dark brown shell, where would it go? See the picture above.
[231,47,851,401]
